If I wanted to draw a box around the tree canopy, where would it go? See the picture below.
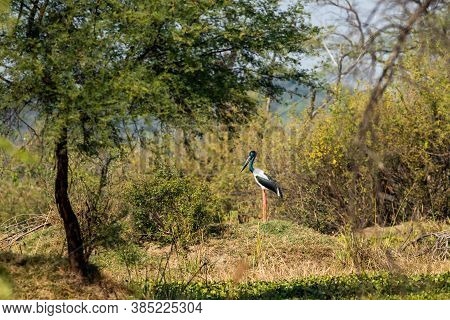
[1,0,318,145]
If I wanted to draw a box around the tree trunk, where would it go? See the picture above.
[55,127,88,277]
[308,88,316,119]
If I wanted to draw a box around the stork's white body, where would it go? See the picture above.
[253,168,282,197]
[253,168,268,189]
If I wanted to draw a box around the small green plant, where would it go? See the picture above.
[127,169,221,246]
[336,230,389,271]
[116,243,146,281]
[260,220,292,235]
[253,223,263,267]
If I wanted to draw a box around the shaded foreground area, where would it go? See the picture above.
[0,252,128,300]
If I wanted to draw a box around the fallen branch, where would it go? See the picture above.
[403,231,449,260]
[0,222,52,249]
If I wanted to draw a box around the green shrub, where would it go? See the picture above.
[127,169,220,245]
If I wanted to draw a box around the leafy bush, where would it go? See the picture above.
[127,169,221,245]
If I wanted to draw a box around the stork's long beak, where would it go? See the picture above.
[241,156,250,172]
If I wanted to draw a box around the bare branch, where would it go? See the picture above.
[358,0,437,143]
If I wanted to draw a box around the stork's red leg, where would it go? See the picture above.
[261,189,264,220]
[262,189,268,222]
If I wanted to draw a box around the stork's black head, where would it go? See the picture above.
[241,150,257,172]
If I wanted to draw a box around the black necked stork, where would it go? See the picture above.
[240,150,283,221]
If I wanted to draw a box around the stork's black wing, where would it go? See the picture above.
[255,175,283,198]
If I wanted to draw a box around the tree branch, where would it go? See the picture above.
[358,0,436,144]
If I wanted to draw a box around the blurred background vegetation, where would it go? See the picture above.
[0,0,448,299]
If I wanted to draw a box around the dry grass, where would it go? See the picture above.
[0,252,129,299]
[1,219,448,299]
[164,220,340,281]
[93,219,450,285]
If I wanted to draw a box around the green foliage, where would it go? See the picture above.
[259,220,292,236]
[147,272,450,299]
[117,243,145,268]
[0,0,10,15]
[0,266,12,299]
[292,47,448,228]
[0,137,36,164]
[115,243,147,282]
[127,169,221,245]
[0,0,318,148]
[0,137,50,222]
